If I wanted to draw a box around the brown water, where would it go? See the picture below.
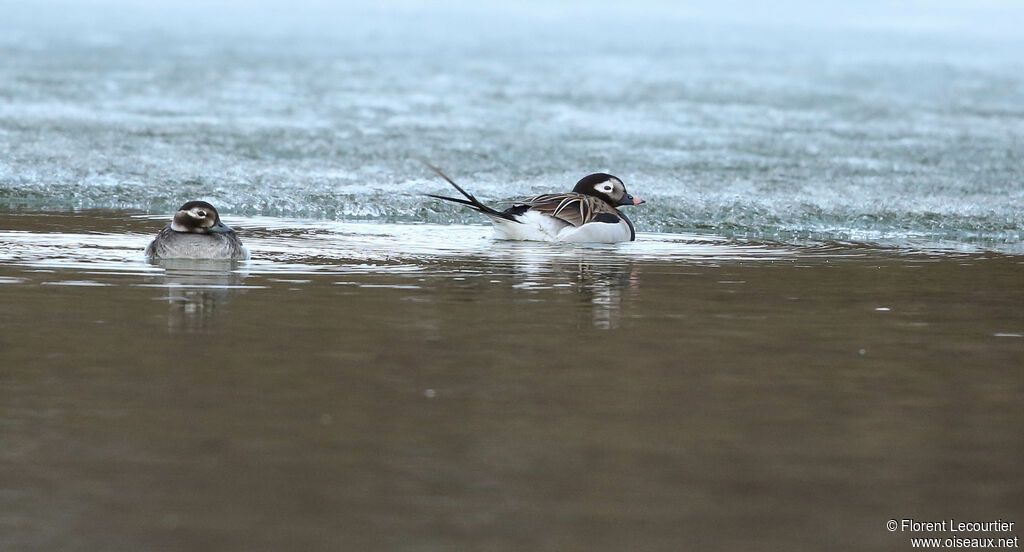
[2,210,1022,551]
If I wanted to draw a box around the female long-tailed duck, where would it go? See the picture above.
[426,163,645,243]
[145,201,249,260]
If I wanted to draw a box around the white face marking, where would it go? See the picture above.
[593,179,626,202]
[171,206,216,233]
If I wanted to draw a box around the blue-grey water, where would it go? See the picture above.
[1,1,1022,252]
[2,3,1023,552]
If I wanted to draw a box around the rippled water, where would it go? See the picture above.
[1,2,1022,252]
[2,3,1023,550]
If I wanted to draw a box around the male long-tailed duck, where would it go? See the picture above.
[426,163,645,243]
[145,201,249,260]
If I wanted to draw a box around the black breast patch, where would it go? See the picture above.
[592,213,620,224]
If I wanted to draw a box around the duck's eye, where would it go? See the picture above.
[197,210,207,217]
[601,185,613,193]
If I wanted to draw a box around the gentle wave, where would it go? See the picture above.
[1,4,1022,253]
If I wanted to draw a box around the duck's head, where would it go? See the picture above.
[573,173,645,207]
[169,201,233,234]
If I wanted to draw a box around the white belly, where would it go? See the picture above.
[490,211,633,243]
[555,219,634,243]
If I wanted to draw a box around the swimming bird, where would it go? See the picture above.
[425,163,645,243]
[145,201,249,260]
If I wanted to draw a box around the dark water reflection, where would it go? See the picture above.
[146,259,253,332]
[1,211,1022,551]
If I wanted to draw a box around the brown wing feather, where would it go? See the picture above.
[513,193,619,228]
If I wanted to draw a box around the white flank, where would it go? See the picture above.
[555,218,633,243]
[488,210,632,243]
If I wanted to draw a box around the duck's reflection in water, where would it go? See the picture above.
[496,244,640,331]
[571,261,640,330]
[148,259,250,332]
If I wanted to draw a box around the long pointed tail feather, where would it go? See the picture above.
[424,193,477,207]
[422,161,521,223]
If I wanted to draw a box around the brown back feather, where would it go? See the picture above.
[514,193,620,227]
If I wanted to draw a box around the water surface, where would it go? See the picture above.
[1,2,1022,252]
[1,211,1022,551]
[2,2,1023,549]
